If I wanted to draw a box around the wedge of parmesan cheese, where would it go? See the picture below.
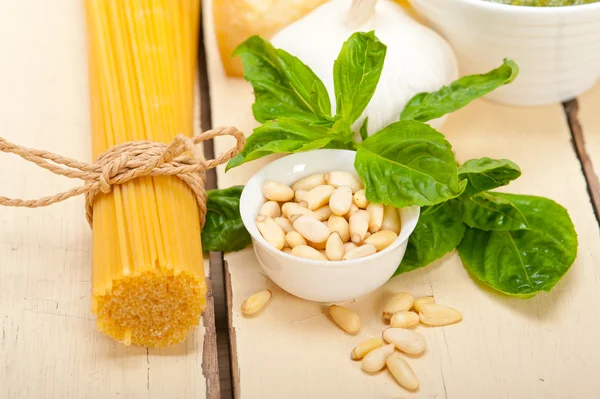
[214,0,329,77]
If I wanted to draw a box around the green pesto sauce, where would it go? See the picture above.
[487,0,600,6]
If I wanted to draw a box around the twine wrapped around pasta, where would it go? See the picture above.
[0,126,245,227]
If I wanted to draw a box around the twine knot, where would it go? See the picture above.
[0,127,246,228]
[99,153,127,194]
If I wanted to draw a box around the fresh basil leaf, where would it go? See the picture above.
[226,118,352,171]
[202,186,251,253]
[395,200,466,276]
[359,117,369,142]
[400,59,519,122]
[462,192,529,231]
[355,120,466,207]
[458,194,577,297]
[459,158,521,196]
[234,35,332,123]
[333,31,386,125]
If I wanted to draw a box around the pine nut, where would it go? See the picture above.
[263,180,294,202]
[343,242,358,253]
[291,245,328,261]
[241,289,272,316]
[291,173,325,192]
[293,215,331,243]
[383,292,415,322]
[299,201,308,208]
[413,296,435,313]
[386,352,419,390]
[308,239,327,250]
[274,217,295,233]
[305,185,336,210]
[313,205,333,221]
[382,205,401,234]
[294,189,308,203]
[343,243,376,260]
[390,311,420,329]
[367,203,384,233]
[364,230,398,251]
[323,171,363,193]
[345,204,360,221]
[328,305,360,334]
[282,202,316,219]
[383,328,426,355]
[419,304,463,326]
[256,215,285,250]
[325,232,344,261]
[285,231,307,248]
[329,186,353,216]
[259,201,281,218]
[351,338,384,360]
[353,189,368,209]
[328,215,350,242]
[349,210,370,243]
[361,344,395,372]
[282,247,293,254]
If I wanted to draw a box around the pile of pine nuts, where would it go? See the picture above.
[335,293,462,390]
[256,171,402,261]
[240,289,463,392]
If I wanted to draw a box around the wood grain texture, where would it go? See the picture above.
[563,99,600,224]
[205,0,600,396]
[224,261,241,399]
[576,83,600,221]
[0,2,217,398]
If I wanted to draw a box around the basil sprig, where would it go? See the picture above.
[232,35,333,124]
[396,200,466,275]
[202,186,251,253]
[458,194,577,297]
[333,31,387,125]
[355,121,466,207]
[398,158,577,296]
[458,157,522,197]
[400,59,519,122]
[227,32,387,170]
[206,31,578,298]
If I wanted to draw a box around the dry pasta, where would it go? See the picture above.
[85,0,204,347]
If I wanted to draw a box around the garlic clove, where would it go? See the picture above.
[270,0,458,136]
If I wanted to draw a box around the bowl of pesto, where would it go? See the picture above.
[409,0,600,106]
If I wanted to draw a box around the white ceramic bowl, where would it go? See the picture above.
[409,0,600,106]
[240,149,420,303]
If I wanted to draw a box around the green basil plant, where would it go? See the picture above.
[202,32,577,298]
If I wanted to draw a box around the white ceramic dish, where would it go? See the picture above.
[239,149,420,303]
[409,0,600,106]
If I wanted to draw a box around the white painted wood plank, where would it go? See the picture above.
[205,0,600,397]
[0,2,212,398]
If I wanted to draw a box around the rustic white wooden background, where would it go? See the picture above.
[0,2,218,398]
[204,0,600,397]
[2,0,600,398]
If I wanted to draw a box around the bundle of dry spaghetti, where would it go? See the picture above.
[84,0,206,347]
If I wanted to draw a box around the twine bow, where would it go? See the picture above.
[0,127,246,228]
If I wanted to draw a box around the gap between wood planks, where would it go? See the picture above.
[198,8,236,399]
[564,99,600,226]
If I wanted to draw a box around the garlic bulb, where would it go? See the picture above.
[270,0,458,135]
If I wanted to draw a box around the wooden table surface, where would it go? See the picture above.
[0,2,219,398]
[2,1,600,398]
